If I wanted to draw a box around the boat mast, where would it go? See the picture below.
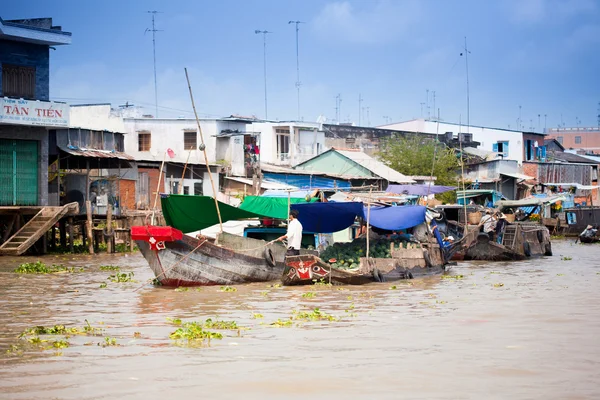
[184,68,223,232]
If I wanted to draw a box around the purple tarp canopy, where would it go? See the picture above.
[386,184,457,196]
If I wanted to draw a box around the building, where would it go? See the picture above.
[545,127,600,154]
[463,159,533,200]
[0,17,71,206]
[379,119,546,165]
[49,104,135,214]
[323,123,480,156]
[294,148,415,189]
[249,120,324,166]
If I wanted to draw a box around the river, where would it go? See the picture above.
[0,239,599,400]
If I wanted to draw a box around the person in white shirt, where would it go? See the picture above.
[276,209,303,256]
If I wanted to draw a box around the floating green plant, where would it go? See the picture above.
[14,261,82,274]
[441,274,465,279]
[174,287,189,292]
[220,286,237,292]
[293,308,339,322]
[312,278,332,286]
[269,318,293,327]
[169,321,223,343]
[100,337,118,347]
[108,272,135,283]
[561,256,572,261]
[492,283,505,288]
[302,292,316,298]
[99,265,121,271]
[252,313,264,319]
[99,283,107,288]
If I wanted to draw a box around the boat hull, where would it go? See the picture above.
[137,233,285,286]
[282,245,446,286]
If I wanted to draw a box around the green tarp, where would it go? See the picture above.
[239,196,317,219]
[161,195,263,233]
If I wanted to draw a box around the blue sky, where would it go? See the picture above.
[3,0,600,130]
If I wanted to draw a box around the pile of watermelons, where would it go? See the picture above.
[320,238,415,270]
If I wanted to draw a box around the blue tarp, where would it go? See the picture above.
[366,205,427,231]
[292,202,364,233]
[387,184,456,196]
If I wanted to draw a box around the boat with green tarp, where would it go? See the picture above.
[132,194,316,286]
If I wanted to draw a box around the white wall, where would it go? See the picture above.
[380,119,526,164]
[123,118,219,164]
[248,121,324,165]
[69,105,126,133]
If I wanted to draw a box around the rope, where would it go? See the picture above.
[229,239,277,253]
[133,238,208,292]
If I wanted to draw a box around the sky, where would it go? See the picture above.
[3,0,600,130]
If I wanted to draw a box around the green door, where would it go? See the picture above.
[0,139,38,206]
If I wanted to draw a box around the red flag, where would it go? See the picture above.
[166,148,175,158]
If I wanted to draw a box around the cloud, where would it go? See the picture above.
[507,0,597,23]
[312,0,421,44]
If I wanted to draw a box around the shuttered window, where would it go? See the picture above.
[184,131,197,150]
[2,64,36,99]
[138,132,151,151]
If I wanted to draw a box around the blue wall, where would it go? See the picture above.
[0,39,50,101]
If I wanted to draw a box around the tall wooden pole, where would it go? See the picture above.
[86,200,94,254]
[179,148,193,194]
[366,186,372,261]
[151,150,167,225]
[185,68,223,232]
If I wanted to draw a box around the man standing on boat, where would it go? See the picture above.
[276,209,303,256]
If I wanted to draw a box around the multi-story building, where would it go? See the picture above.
[545,127,600,154]
[0,17,71,206]
[379,119,546,165]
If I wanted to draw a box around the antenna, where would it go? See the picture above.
[255,30,272,119]
[146,11,163,118]
[358,93,363,126]
[461,37,471,132]
[288,20,304,121]
[334,95,339,124]
[597,101,600,129]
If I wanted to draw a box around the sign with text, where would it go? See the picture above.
[0,98,69,127]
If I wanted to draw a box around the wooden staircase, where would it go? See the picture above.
[0,202,79,256]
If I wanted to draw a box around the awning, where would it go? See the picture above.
[541,183,599,190]
[495,195,567,208]
[386,184,456,196]
[366,205,427,231]
[292,202,364,233]
[58,145,134,160]
[225,177,295,191]
[239,195,317,219]
[500,172,535,181]
[161,195,262,233]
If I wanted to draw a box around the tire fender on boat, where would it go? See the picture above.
[544,242,553,256]
[372,268,384,282]
[536,230,544,243]
[523,241,532,257]
[264,248,276,268]
[423,249,434,268]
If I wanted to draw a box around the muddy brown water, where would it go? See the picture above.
[0,240,599,400]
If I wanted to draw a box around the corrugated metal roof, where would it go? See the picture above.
[335,149,415,184]
[58,145,134,160]
[500,172,535,181]
[225,176,295,190]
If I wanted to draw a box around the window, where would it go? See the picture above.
[194,182,203,196]
[138,132,151,151]
[277,134,290,155]
[575,136,582,144]
[525,139,534,161]
[2,64,35,99]
[183,186,189,195]
[184,131,197,150]
[493,141,509,158]
[557,136,563,144]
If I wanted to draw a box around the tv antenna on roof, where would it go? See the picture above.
[146,11,163,118]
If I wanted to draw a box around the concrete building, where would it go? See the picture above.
[379,119,546,165]
[249,121,324,166]
[545,127,600,154]
[0,17,71,206]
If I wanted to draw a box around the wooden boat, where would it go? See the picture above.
[579,235,600,244]
[282,241,446,285]
[132,226,285,286]
[457,223,552,261]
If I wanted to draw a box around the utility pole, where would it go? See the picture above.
[358,93,363,126]
[146,11,162,118]
[518,105,522,130]
[335,94,342,124]
[426,89,430,120]
[288,20,304,121]
[366,107,370,126]
[432,91,436,121]
[255,30,272,119]
[538,114,541,132]
[544,114,547,131]
[420,102,425,118]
